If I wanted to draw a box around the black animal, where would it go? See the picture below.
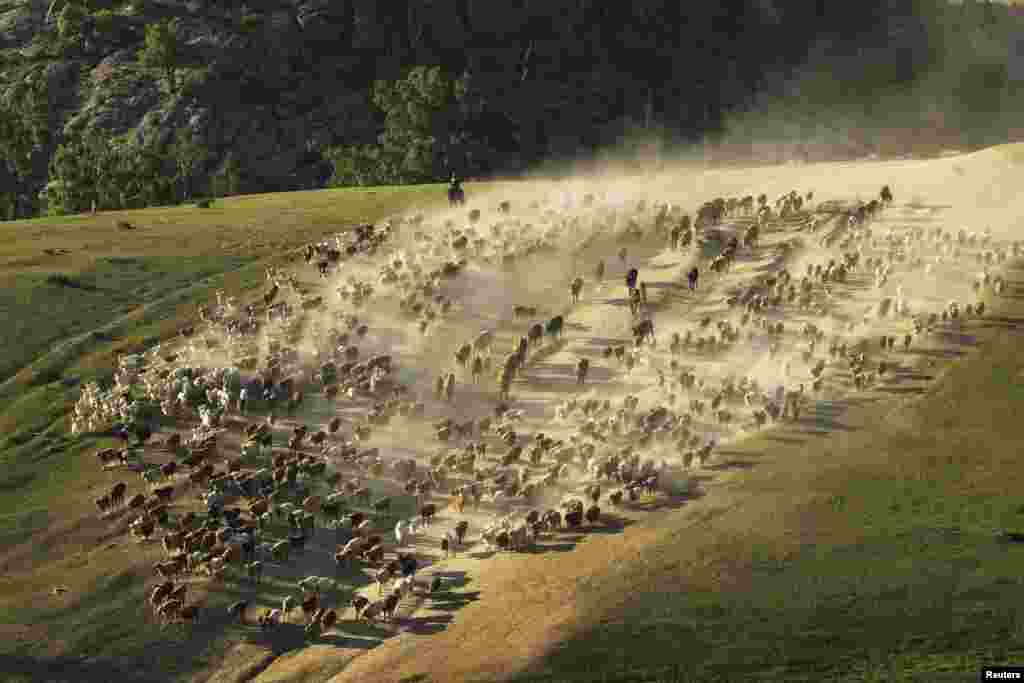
[632,319,655,347]
[398,552,418,577]
[528,323,544,346]
[447,181,465,207]
[625,268,639,293]
[687,267,699,291]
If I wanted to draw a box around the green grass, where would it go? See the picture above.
[0,253,250,382]
[514,310,1024,683]
[0,568,243,682]
[523,489,1024,681]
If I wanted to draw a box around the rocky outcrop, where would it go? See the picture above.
[0,0,383,211]
[295,0,353,44]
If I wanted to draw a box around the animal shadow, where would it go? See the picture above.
[402,613,454,635]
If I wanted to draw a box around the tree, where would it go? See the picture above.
[44,134,91,215]
[56,1,86,53]
[369,65,470,182]
[0,101,35,178]
[139,20,180,93]
[171,127,209,201]
[212,151,242,197]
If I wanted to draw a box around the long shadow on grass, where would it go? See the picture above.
[977,315,1024,330]
[875,384,926,396]
[0,654,164,683]
[319,633,381,649]
[761,431,808,445]
[428,590,481,612]
[706,459,757,471]
[402,612,454,635]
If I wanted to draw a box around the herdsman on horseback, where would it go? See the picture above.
[447,174,465,207]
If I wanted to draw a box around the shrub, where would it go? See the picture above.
[46,273,86,289]
[326,145,401,187]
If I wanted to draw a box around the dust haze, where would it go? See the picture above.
[178,135,1022,497]
[142,106,1023,675]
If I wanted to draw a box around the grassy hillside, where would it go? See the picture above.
[514,269,1024,683]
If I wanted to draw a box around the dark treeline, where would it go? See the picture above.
[0,0,1019,217]
[328,0,940,180]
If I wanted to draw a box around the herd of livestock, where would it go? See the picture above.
[78,180,1016,651]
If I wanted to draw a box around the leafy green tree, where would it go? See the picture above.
[92,9,117,38]
[363,65,470,183]
[44,134,90,215]
[326,144,399,187]
[6,74,52,153]
[45,127,177,215]
[56,1,86,52]
[130,141,175,207]
[212,151,242,197]
[0,101,35,178]
[171,127,209,201]
[139,20,180,93]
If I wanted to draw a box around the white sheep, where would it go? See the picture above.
[394,519,407,546]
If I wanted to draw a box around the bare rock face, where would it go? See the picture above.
[0,0,405,208]
[295,0,352,42]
